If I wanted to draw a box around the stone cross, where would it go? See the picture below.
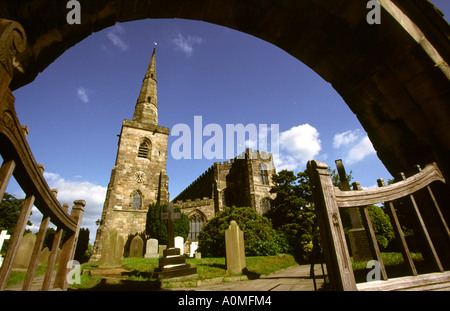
[0,230,10,267]
[161,204,180,249]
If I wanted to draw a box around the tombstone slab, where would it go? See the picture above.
[189,241,198,258]
[99,229,124,269]
[175,236,184,254]
[38,247,50,266]
[129,235,144,258]
[225,221,246,274]
[145,238,159,258]
[12,233,36,271]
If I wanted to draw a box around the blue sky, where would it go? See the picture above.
[5,1,450,243]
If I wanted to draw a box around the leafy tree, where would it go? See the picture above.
[265,169,315,263]
[197,206,287,257]
[0,193,32,252]
[0,193,31,232]
[367,205,395,249]
[146,203,189,245]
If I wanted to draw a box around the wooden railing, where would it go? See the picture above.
[0,18,85,291]
[308,160,450,291]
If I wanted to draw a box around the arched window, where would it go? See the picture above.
[138,138,151,159]
[189,213,205,240]
[132,192,141,210]
[261,198,271,214]
[259,163,269,185]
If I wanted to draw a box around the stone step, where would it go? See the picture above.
[163,248,181,257]
[155,263,191,272]
[159,255,186,267]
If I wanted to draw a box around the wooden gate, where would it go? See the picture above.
[0,18,85,291]
[308,160,450,290]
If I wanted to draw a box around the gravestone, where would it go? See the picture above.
[99,229,124,269]
[175,236,184,254]
[189,241,198,258]
[0,230,10,267]
[38,247,50,265]
[153,204,197,279]
[225,221,246,274]
[12,232,36,271]
[129,235,144,258]
[158,245,166,256]
[145,238,159,258]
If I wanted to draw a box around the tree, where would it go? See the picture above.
[0,193,31,233]
[265,169,315,263]
[74,228,90,263]
[197,206,287,257]
[0,193,32,252]
[146,203,189,245]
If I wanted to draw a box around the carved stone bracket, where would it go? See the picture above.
[0,19,27,79]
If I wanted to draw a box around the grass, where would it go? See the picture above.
[351,252,425,283]
[69,254,298,290]
[7,265,49,287]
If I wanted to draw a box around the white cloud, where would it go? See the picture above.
[346,135,376,164]
[37,172,107,243]
[332,129,376,165]
[76,87,89,103]
[333,129,360,148]
[171,33,203,57]
[275,124,322,171]
[106,24,129,52]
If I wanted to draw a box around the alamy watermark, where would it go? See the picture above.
[170,116,279,162]
[367,0,381,25]
[66,1,380,26]
[66,260,81,285]
[366,260,381,282]
[66,0,81,25]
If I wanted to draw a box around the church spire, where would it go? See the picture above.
[133,48,158,126]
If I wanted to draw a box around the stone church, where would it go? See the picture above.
[91,50,274,260]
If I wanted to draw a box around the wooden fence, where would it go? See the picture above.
[0,18,85,291]
[308,160,450,291]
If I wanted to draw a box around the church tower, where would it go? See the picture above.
[91,49,169,260]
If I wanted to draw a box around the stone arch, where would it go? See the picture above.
[2,0,450,211]
[130,189,143,210]
[137,137,152,160]
[188,209,207,240]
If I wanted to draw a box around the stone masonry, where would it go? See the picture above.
[91,49,169,261]
[173,149,276,240]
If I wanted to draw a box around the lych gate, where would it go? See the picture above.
[0,20,85,291]
[308,160,450,290]
[1,0,450,290]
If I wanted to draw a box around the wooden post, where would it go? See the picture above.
[399,172,443,272]
[41,227,63,291]
[0,160,15,201]
[0,195,35,290]
[377,178,417,276]
[352,182,388,281]
[415,165,450,243]
[308,160,356,291]
[22,215,50,290]
[53,200,85,290]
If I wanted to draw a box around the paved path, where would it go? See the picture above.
[170,264,327,291]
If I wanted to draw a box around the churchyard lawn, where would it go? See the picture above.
[69,254,298,290]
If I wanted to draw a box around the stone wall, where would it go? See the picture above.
[173,149,276,222]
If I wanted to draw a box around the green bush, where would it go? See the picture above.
[197,206,284,257]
